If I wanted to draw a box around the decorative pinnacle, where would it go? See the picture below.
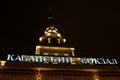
[48,8,54,26]
[39,8,66,45]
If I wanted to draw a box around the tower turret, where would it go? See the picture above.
[39,8,66,45]
[36,8,75,56]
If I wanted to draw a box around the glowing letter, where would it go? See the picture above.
[43,56,49,63]
[81,58,88,64]
[15,55,21,61]
[58,57,65,63]
[39,56,43,62]
[30,56,34,62]
[87,58,94,64]
[7,54,14,61]
[65,57,69,63]
[69,57,72,64]
[100,58,106,64]
[94,58,101,64]
[113,59,118,64]
[35,56,38,62]
[22,55,28,62]
[50,57,57,63]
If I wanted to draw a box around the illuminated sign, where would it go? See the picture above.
[7,54,72,64]
[81,58,118,65]
[7,54,118,65]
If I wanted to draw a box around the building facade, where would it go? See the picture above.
[0,10,120,80]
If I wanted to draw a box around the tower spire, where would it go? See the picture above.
[39,8,66,45]
[48,8,54,26]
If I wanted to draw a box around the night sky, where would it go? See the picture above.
[0,0,120,61]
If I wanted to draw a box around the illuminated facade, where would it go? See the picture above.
[0,10,120,80]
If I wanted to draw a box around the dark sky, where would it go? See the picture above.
[0,0,120,60]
